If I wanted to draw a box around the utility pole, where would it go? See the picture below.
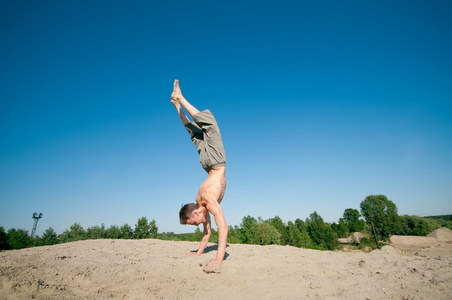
[370,220,381,250]
[31,213,43,238]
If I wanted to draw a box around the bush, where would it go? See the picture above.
[0,226,10,250]
[399,215,441,236]
[7,228,32,250]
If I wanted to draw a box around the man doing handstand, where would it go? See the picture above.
[171,79,228,273]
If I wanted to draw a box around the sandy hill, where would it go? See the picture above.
[427,227,452,242]
[1,237,451,299]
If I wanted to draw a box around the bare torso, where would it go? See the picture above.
[196,166,226,206]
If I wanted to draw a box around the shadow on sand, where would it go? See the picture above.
[189,244,230,260]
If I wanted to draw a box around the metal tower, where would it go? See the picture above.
[31,213,43,238]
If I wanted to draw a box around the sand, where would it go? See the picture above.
[1,232,451,299]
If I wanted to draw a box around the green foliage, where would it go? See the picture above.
[134,217,158,239]
[299,230,314,248]
[157,232,178,241]
[0,226,11,250]
[399,215,441,236]
[339,208,366,233]
[305,212,338,250]
[59,223,86,243]
[194,227,203,241]
[360,194,402,240]
[255,218,281,245]
[424,216,452,230]
[237,216,281,245]
[331,222,349,238]
[120,224,134,239]
[87,224,106,239]
[286,221,304,247]
[7,228,32,250]
[266,216,288,245]
[425,214,452,221]
[3,197,447,253]
[172,231,201,241]
[105,225,122,239]
[227,225,241,244]
[239,216,259,244]
[41,227,59,245]
[0,216,157,251]
[294,218,306,233]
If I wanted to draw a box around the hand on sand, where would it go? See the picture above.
[187,252,200,256]
[203,260,221,274]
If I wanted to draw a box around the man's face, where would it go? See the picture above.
[186,210,205,226]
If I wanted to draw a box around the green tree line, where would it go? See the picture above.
[0,216,157,251]
[2,195,451,252]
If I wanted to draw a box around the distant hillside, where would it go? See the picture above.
[425,215,452,221]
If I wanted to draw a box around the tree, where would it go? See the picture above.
[293,218,314,248]
[120,224,133,239]
[266,216,288,245]
[41,227,59,245]
[339,208,366,234]
[105,225,122,239]
[86,224,106,239]
[286,221,303,247]
[299,229,314,249]
[331,222,349,238]
[227,225,241,244]
[305,212,338,250]
[149,219,158,238]
[59,223,86,243]
[238,216,281,245]
[239,216,259,244]
[294,219,307,233]
[255,219,281,245]
[360,194,402,240]
[134,217,158,239]
[0,226,11,250]
[7,228,32,249]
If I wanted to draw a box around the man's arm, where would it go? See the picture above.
[190,214,212,256]
[206,201,228,263]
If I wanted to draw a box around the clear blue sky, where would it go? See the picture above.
[1,0,451,236]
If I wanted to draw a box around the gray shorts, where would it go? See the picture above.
[184,109,226,172]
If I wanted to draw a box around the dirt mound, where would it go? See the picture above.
[1,239,452,299]
[389,228,452,255]
[338,232,368,244]
[389,235,440,247]
[427,227,452,242]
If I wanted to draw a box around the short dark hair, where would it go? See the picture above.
[179,203,199,224]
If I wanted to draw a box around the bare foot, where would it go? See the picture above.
[203,260,221,274]
[171,79,184,102]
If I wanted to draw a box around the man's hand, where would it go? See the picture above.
[188,252,200,256]
[203,260,221,274]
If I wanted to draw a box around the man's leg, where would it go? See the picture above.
[171,79,205,161]
[171,79,200,118]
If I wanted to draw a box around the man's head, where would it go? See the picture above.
[179,203,206,226]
